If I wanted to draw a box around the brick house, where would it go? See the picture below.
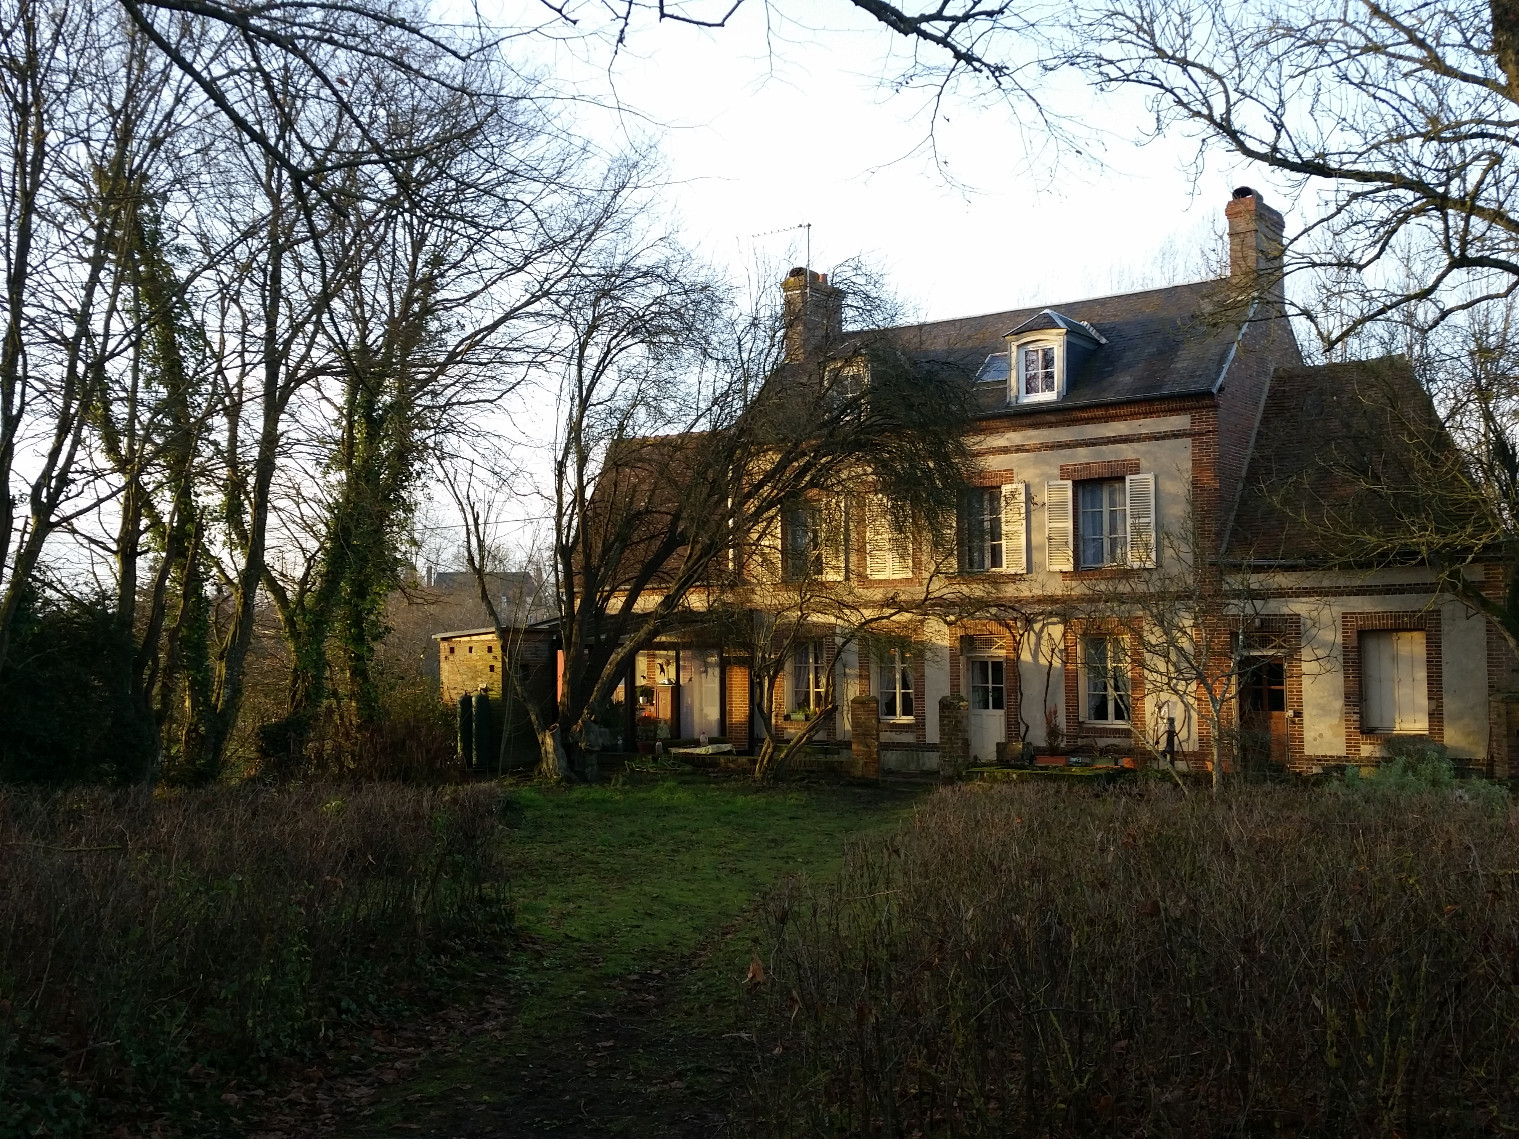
[490,187,1507,776]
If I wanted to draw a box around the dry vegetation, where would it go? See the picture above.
[0,783,509,1134]
[749,782,1519,1137]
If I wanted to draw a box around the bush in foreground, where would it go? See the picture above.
[0,783,509,1135]
[750,783,1519,1137]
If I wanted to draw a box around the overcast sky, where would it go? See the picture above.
[487,2,1291,322]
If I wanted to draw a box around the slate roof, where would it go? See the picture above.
[1225,357,1466,563]
[885,280,1245,417]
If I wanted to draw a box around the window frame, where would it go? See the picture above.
[880,648,915,722]
[782,498,845,582]
[1082,635,1132,725]
[1076,478,1129,569]
[790,640,829,715]
[1359,629,1429,734]
[1014,339,1061,404]
[961,486,1005,573]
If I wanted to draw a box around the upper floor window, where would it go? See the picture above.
[1021,343,1057,400]
[961,486,1004,572]
[880,648,914,721]
[1045,473,1154,572]
[1078,479,1128,568]
[783,499,845,582]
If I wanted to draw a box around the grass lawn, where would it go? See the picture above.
[340,772,918,1137]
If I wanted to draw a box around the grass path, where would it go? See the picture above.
[336,774,917,1137]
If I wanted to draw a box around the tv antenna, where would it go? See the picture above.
[750,222,812,269]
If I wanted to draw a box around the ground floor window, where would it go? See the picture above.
[881,649,914,720]
[791,640,829,715]
[1360,630,1428,733]
[1084,636,1131,723]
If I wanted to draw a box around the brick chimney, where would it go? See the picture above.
[1225,187,1285,298]
[781,267,843,362]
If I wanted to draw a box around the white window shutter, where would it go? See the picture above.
[1045,480,1074,571]
[1394,630,1428,732]
[999,482,1028,574]
[865,495,891,579]
[1126,473,1156,568]
[753,513,781,582]
[888,504,913,578]
[821,498,846,581]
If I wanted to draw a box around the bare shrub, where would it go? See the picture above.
[0,783,508,1130]
[750,783,1519,1136]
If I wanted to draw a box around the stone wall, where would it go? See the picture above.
[939,693,970,781]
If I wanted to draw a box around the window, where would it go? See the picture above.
[826,359,867,407]
[961,487,1004,572]
[1078,480,1128,568]
[969,659,1005,711]
[1084,636,1131,723]
[1021,343,1057,400]
[792,640,829,714]
[783,500,845,582]
[1361,630,1428,733]
[880,649,914,720]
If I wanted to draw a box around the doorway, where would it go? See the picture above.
[1238,657,1287,770]
[967,658,1006,764]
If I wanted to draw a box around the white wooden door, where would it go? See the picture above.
[967,658,1006,764]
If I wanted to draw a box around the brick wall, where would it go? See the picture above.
[851,694,880,778]
[726,663,751,751]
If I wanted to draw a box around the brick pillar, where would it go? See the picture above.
[1489,694,1519,780]
[851,694,880,779]
[939,694,970,781]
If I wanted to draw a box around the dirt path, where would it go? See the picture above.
[358,964,745,1137]
[238,778,915,1139]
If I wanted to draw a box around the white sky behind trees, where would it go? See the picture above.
[420,1,1298,570]
[483,1,1289,319]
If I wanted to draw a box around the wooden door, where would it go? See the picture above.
[1239,658,1287,768]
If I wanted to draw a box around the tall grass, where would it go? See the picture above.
[0,783,509,1135]
[750,783,1519,1137]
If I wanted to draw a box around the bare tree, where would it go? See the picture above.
[500,250,976,781]
[1074,0,1519,348]
[1083,498,1270,795]
[721,517,983,783]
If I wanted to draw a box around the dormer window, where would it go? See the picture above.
[1021,343,1058,400]
[1004,309,1107,407]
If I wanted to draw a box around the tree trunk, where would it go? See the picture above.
[538,724,571,781]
